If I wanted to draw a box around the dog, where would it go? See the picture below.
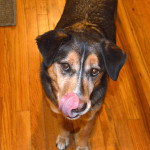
[36,0,127,149]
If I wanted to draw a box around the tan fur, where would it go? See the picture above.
[82,79,91,101]
[48,52,80,102]
[85,54,103,87]
[85,54,100,71]
[63,51,80,69]
[45,96,60,114]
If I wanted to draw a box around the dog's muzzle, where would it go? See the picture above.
[68,101,91,120]
[59,93,91,120]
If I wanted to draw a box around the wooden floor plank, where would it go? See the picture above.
[16,111,31,150]
[122,0,150,71]
[36,0,48,15]
[0,98,2,150]
[99,104,121,150]
[24,0,47,149]
[128,119,150,150]
[2,27,17,150]
[0,28,4,98]
[37,14,49,35]
[43,100,60,150]
[16,0,30,111]
[0,28,4,149]
[47,0,66,30]
[89,116,105,150]
[106,92,134,150]
[116,64,140,120]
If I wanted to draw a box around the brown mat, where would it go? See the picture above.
[0,0,16,26]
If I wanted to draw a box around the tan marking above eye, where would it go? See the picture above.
[85,54,100,71]
[61,51,80,70]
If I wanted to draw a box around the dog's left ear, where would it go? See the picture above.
[100,39,127,81]
[36,30,71,67]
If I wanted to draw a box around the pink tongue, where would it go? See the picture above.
[59,93,79,118]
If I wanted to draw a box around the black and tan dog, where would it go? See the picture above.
[36,0,127,149]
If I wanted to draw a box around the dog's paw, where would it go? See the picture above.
[76,146,89,150]
[56,135,69,150]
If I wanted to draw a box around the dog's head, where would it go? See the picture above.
[36,29,127,120]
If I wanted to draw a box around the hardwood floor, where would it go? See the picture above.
[0,0,150,149]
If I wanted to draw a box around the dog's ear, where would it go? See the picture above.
[100,39,127,81]
[36,30,71,67]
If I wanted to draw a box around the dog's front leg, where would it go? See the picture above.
[75,115,97,150]
[56,115,72,150]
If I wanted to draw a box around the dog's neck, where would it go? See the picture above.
[64,21,105,38]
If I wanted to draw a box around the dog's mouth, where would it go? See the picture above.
[67,102,90,120]
[67,114,80,120]
[59,93,91,120]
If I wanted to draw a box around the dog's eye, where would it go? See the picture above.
[91,68,100,77]
[61,63,70,71]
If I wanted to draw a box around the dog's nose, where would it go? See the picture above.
[71,102,87,113]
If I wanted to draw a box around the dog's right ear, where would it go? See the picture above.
[36,30,71,67]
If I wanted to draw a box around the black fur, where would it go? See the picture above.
[36,30,71,67]
[90,72,108,107]
[40,62,57,105]
[100,39,127,81]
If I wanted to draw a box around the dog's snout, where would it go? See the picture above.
[71,102,87,113]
